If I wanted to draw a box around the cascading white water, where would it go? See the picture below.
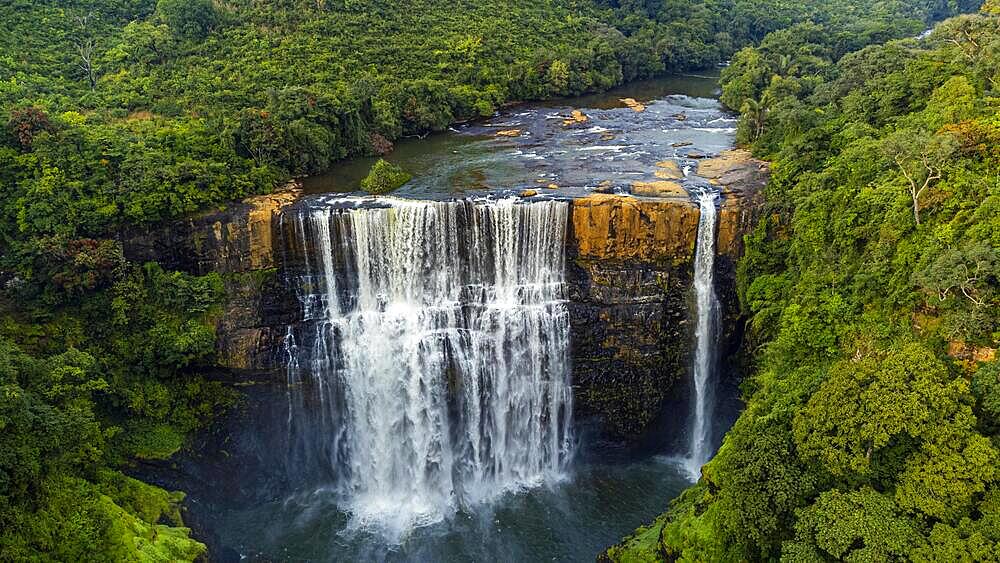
[683,189,720,480]
[283,198,573,541]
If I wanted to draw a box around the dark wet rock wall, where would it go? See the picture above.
[123,153,766,444]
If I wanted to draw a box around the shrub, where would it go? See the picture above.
[360,159,411,195]
[6,107,51,149]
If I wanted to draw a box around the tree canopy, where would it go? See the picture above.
[0,0,987,559]
[610,3,1000,561]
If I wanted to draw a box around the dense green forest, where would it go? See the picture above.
[609,1,1000,560]
[0,0,983,559]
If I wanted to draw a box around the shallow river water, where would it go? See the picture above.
[302,73,734,199]
[195,73,738,562]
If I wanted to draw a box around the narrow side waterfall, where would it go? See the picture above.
[684,189,720,480]
[282,198,573,540]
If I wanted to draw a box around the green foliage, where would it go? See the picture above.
[156,0,218,40]
[614,4,1000,561]
[361,158,412,195]
[0,334,208,560]
[782,488,926,560]
[0,0,986,559]
[0,0,960,250]
[973,361,1000,435]
[792,343,960,477]
[0,257,230,559]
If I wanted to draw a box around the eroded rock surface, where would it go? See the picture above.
[620,97,646,112]
[654,160,684,179]
[565,151,767,442]
[699,149,768,259]
[631,180,687,198]
[126,154,767,443]
[123,184,303,373]
[567,194,697,439]
[563,109,589,126]
[570,193,699,262]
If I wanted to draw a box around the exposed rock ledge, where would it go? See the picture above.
[122,151,768,442]
[123,184,304,372]
[700,149,768,256]
[571,193,700,262]
[564,149,767,440]
[125,184,302,275]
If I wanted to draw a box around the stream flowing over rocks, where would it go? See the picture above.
[126,74,768,561]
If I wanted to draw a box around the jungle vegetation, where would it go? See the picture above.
[609,2,1000,561]
[0,0,983,558]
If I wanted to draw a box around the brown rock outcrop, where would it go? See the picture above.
[243,189,303,271]
[124,184,302,275]
[698,150,769,256]
[563,110,589,126]
[654,160,684,180]
[620,97,646,112]
[123,183,304,374]
[697,149,759,182]
[567,194,699,439]
[632,180,687,198]
[571,193,699,262]
[566,159,766,441]
[124,156,767,443]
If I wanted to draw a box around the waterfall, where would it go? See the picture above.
[282,198,573,540]
[683,189,720,480]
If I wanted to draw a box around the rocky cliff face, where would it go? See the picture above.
[567,193,699,441]
[123,186,303,375]
[125,151,767,444]
[564,149,767,443]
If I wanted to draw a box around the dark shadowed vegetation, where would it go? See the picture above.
[609,2,1000,560]
[0,0,983,558]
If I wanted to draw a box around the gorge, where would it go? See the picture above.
[124,78,768,560]
[4,2,996,560]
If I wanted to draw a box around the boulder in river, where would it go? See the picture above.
[619,97,646,112]
[593,180,615,194]
[654,160,684,180]
[697,149,763,186]
[631,180,687,198]
[563,110,588,126]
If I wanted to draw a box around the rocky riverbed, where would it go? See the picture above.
[125,75,768,562]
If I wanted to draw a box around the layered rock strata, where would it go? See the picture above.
[124,151,767,441]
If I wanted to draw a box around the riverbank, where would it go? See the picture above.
[127,76,768,561]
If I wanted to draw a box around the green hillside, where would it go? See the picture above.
[0,0,983,559]
[609,2,1000,560]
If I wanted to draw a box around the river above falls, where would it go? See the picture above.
[176,74,742,563]
[302,73,734,200]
